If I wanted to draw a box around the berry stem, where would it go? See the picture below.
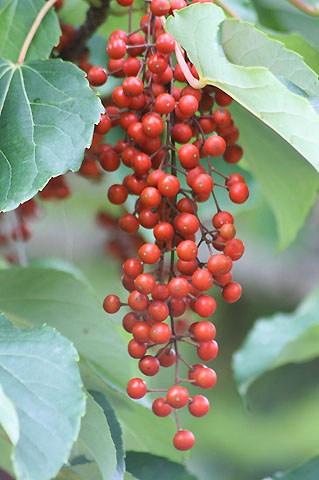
[214,0,240,18]
[287,0,319,16]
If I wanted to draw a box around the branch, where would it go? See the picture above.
[287,0,319,16]
[60,0,110,61]
[18,0,57,64]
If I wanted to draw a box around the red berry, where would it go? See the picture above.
[222,282,242,303]
[178,144,200,169]
[107,184,128,204]
[166,386,189,408]
[107,38,126,59]
[154,93,176,114]
[134,273,156,294]
[193,321,216,342]
[127,378,147,399]
[152,398,172,416]
[123,258,143,278]
[176,213,199,234]
[87,66,108,86]
[194,295,217,317]
[138,243,160,264]
[156,33,175,53]
[188,395,210,417]
[149,323,172,344]
[197,340,219,361]
[128,290,149,311]
[139,355,160,376]
[122,76,144,97]
[157,346,176,367]
[119,214,139,234]
[154,222,174,242]
[178,95,199,117]
[128,339,147,359]
[148,300,169,322]
[132,322,151,343]
[229,183,249,203]
[103,295,121,313]
[212,211,234,228]
[207,254,232,275]
[204,135,226,156]
[157,174,180,197]
[176,240,198,261]
[123,312,139,333]
[173,430,195,450]
[224,238,245,260]
[192,268,213,291]
[168,277,190,298]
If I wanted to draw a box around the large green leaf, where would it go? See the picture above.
[0,383,19,446]
[252,0,319,48]
[269,456,319,480]
[0,0,61,62]
[68,393,117,480]
[0,314,85,480]
[229,102,318,249]
[166,3,319,172]
[125,452,197,480]
[0,59,103,211]
[233,288,319,397]
[90,390,125,480]
[0,267,130,390]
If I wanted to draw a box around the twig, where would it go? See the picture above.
[215,0,240,18]
[18,0,57,64]
[60,0,111,61]
[287,0,319,16]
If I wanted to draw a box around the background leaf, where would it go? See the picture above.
[125,452,197,480]
[0,382,19,446]
[267,456,319,479]
[0,0,61,62]
[166,4,319,172]
[0,267,130,390]
[68,393,117,480]
[233,288,319,397]
[90,390,125,480]
[0,59,103,212]
[0,314,85,480]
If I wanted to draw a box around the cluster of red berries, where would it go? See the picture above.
[101,0,248,451]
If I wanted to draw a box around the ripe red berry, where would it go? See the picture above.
[192,268,213,291]
[194,295,217,317]
[95,114,111,135]
[119,214,139,234]
[139,355,160,376]
[178,144,200,169]
[134,273,156,294]
[197,340,219,361]
[154,93,176,114]
[207,254,232,275]
[87,66,108,86]
[178,95,199,117]
[212,211,234,228]
[188,395,210,417]
[204,135,226,156]
[222,282,242,303]
[176,213,199,234]
[127,378,147,399]
[157,346,176,367]
[156,33,175,53]
[132,322,151,343]
[149,323,172,344]
[196,367,217,388]
[229,183,249,203]
[107,38,126,59]
[173,430,195,451]
[123,312,139,333]
[123,258,143,278]
[166,386,189,408]
[193,321,216,342]
[154,222,174,242]
[168,277,190,298]
[148,300,169,322]
[128,339,147,359]
[158,174,180,197]
[176,240,198,261]
[138,243,161,264]
[103,295,121,313]
[107,184,128,204]
[152,398,172,417]
[224,238,245,260]
[128,290,149,311]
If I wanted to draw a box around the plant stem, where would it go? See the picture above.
[214,0,240,18]
[60,0,111,61]
[18,0,57,64]
[287,0,319,16]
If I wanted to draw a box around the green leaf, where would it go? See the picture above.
[0,383,19,446]
[233,288,319,397]
[0,314,85,480]
[125,452,197,480]
[68,393,117,480]
[269,456,319,480]
[166,3,319,172]
[0,267,130,390]
[0,59,103,212]
[229,102,319,249]
[90,390,125,480]
[268,33,319,75]
[0,0,61,63]
[251,0,319,48]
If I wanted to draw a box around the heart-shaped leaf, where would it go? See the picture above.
[166,4,319,171]
[0,267,130,390]
[0,314,86,480]
[0,0,60,62]
[0,59,103,211]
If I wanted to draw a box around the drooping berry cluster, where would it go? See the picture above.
[101,0,248,451]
